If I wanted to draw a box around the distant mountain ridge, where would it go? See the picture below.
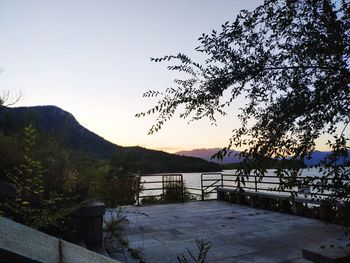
[176,148,241,164]
[303,150,350,166]
[176,148,349,166]
[0,105,220,173]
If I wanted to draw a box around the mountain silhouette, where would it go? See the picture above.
[0,105,220,173]
[176,148,349,166]
[176,148,241,164]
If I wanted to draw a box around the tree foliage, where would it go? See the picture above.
[138,0,350,199]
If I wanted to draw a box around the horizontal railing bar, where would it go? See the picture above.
[142,187,182,191]
[186,187,202,191]
[221,180,350,188]
[139,194,162,198]
[202,179,222,182]
[221,179,237,182]
[221,174,350,180]
[142,181,183,185]
[140,173,183,177]
[220,186,343,197]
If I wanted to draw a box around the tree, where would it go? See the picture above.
[137,0,350,199]
[0,90,22,108]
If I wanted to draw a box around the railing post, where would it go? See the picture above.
[181,174,184,202]
[162,174,165,200]
[137,176,140,206]
[221,173,224,188]
[255,176,258,192]
[201,173,204,201]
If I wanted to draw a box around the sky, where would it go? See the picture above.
[0,0,332,153]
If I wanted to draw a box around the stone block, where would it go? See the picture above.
[0,217,60,263]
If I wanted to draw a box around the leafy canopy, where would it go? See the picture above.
[137,0,349,162]
[137,0,350,199]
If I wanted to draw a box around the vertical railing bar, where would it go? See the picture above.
[181,174,184,202]
[201,173,204,201]
[137,175,140,206]
[162,174,164,200]
[255,175,258,192]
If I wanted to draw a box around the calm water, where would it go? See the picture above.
[140,168,330,198]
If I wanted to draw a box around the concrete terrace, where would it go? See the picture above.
[107,201,348,263]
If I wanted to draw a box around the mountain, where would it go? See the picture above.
[176,148,349,166]
[176,148,241,164]
[0,105,124,158]
[304,150,350,166]
[0,105,220,173]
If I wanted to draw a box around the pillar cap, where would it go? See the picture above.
[71,200,105,217]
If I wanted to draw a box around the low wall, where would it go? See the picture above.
[0,217,120,263]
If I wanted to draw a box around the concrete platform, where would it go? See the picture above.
[105,201,349,263]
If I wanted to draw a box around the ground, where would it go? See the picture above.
[104,201,349,263]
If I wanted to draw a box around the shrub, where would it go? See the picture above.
[0,125,70,230]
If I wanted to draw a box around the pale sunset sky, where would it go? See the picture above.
[0,0,332,153]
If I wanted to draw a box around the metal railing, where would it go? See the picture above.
[201,172,350,201]
[114,171,350,205]
[200,173,223,200]
[137,173,184,204]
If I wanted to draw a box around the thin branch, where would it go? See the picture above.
[0,90,23,107]
[340,121,349,138]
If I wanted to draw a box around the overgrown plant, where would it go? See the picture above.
[105,159,143,207]
[141,178,197,204]
[177,239,212,263]
[103,207,130,255]
[104,208,146,262]
[163,176,184,202]
[103,207,129,238]
[0,125,69,229]
[128,247,145,263]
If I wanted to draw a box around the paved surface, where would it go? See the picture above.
[105,201,349,263]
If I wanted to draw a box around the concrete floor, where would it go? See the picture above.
[105,201,349,263]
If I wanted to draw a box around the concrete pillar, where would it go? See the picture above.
[71,200,107,256]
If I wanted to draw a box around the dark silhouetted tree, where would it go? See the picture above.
[137,0,350,199]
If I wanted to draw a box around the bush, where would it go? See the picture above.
[104,176,142,207]
[0,125,70,230]
[163,178,184,202]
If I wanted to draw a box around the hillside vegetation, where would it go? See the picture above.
[0,105,220,173]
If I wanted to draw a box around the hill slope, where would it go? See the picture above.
[0,106,220,173]
[0,105,124,158]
